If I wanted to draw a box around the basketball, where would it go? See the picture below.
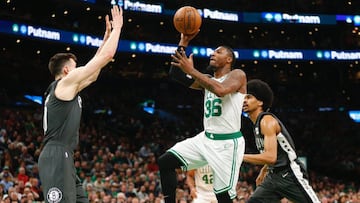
[173,6,202,34]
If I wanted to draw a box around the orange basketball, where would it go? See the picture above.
[173,6,202,34]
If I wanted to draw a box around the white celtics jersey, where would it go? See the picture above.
[195,165,215,195]
[203,74,245,134]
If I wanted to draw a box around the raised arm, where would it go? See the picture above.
[78,14,113,89]
[168,31,203,90]
[55,5,123,100]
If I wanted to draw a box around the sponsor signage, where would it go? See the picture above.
[1,20,359,61]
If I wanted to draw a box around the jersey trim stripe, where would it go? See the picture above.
[205,131,242,140]
[168,149,189,171]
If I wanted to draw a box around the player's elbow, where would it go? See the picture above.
[268,158,277,165]
[88,74,99,83]
[266,155,277,165]
[100,50,116,63]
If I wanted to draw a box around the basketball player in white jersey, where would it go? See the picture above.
[158,30,247,203]
[187,165,218,203]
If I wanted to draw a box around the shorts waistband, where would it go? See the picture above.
[205,131,242,140]
[44,141,73,152]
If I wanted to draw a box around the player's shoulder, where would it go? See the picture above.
[260,113,280,128]
[259,112,276,120]
[231,68,245,74]
[228,68,246,78]
[261,114,276,121]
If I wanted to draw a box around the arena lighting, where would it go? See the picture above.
[2,19,360,61]
[348,110,360,123]
[258,12,330,24]
[81,0,96,3]
[24,94,43,105]
[336,15,360,25]
[140,99,155,114]
[77,0,360,25]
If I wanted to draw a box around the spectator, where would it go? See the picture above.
[27,178,40,201]
[8,190,19,203]
[16,167,28,185]
[116,192,126,203]
[2,194,10,203]
[93,172,105,192]
[85,183,94,198]
[82,173,93,191]
[0,166,13,180]
[109,182,119,198]
[0,173,13,193]
[19,147,35,170]
[102,177,112,195]
[138,144,152,158]
[338,192,350,203]
[146,155,159,173]
[131,196,140,203]
[136,185,149,201]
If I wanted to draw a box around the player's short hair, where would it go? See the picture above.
[247,79,274,111]
[221,45,236,68]
[48,53,77,77]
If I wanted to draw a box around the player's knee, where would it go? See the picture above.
[215,192,232,203]
[158,152,182,170]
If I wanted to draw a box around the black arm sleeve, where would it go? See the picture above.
[168,46,195,87]
[169,65,195,87]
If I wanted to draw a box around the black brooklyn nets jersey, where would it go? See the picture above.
[42,80,82,150]
[253,112,297,169]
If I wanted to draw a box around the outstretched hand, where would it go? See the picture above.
[179,30,200,46]
[97,6,122,55]
[110,5,123,30]
[171,48,195,75]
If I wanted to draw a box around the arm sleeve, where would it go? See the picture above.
[168,46,195,87]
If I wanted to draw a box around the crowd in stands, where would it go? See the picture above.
[0,79,359,203]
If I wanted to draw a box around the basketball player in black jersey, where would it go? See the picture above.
[38,5,123,203]
[242,79,320,203]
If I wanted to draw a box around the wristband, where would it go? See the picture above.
[169,65,194,87]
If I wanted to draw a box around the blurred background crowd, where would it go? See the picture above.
[0,0,360,202]
[0,86,359,202]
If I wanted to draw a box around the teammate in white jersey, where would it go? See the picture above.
[158,30,247,203]
[186,165,218,203]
